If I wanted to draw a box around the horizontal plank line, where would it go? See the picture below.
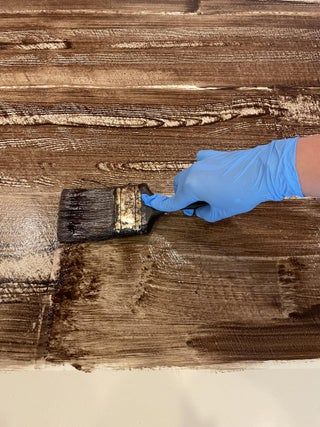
[0,84,276,91]
[0,85,319,93]
[0,8,319,17]
[0,10,197,16]
[0,52,318,66]
[186,253,320,261]
[199,11,320,17]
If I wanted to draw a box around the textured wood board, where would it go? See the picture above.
[0,296,53,369]
[0,0,198,14]
[47,203,320,370]
[0,88,318,196]
[0,12,319,87]
[200,0,320,15]
[0,1,319,369]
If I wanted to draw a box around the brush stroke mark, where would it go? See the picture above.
[0,247,60,367]
[289,304,320,320]
[0,297,50,368]
[46,244,101,369]
[46,210,320,370]
[186,319,320,362]
[277,257,306,316]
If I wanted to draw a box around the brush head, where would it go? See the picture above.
[57,183,160,243]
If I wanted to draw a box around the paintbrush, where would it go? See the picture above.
[57,183,207,243]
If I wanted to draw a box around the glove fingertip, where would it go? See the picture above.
[183,209,194,217]
[141,193,155,206]
[195,205,211,221]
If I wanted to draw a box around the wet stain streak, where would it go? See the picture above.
[186,320,320,362]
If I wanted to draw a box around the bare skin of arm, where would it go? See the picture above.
[296,134,320,198]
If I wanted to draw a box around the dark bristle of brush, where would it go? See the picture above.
[57,184,160,244]
[58,188,116,243]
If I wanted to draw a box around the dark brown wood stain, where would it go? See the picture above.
[186,320,320,362]
[47,245,100,366]
[0,0,320,370]
[46,211,320,370]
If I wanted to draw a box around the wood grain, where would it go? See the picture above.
[0,12,319,87]
[0,1,319,369]
[0,295,52,369]
[0,88,318,195]
[0,0,198,14]
[200,0,320,15]
[47,206,320,369]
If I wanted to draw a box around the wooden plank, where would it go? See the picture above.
[0,213,59,368]
[0,86,318,268]
[0,13,318,87]
[0,2,318,369]
[0,0,198,14]
[2,193,320,261]
[200,0,320,15]
[47,208,320,369]
[2,0,320,15]
[0,193,60,257]
[0,295,53,368]
[0,88,318,196]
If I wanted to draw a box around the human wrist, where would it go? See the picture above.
[264,136,304,201]
[296,134,320,197]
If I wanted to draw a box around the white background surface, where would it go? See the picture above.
[0,362,320,427]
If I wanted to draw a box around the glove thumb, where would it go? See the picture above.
[142,193,193,212]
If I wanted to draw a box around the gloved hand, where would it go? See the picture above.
[141,136,304,222]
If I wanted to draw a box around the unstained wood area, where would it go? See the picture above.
[0,0,320,371]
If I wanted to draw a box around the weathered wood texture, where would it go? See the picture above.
[200,0,320,15]
[47,204,320,370]
[0,88,318,194]
[0,1,319,369]
[1,0,198,14]
[0,12,319,87]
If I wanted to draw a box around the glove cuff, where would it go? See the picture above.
[266,136,304,200]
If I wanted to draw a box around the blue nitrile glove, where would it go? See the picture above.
[141,136,304,223]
